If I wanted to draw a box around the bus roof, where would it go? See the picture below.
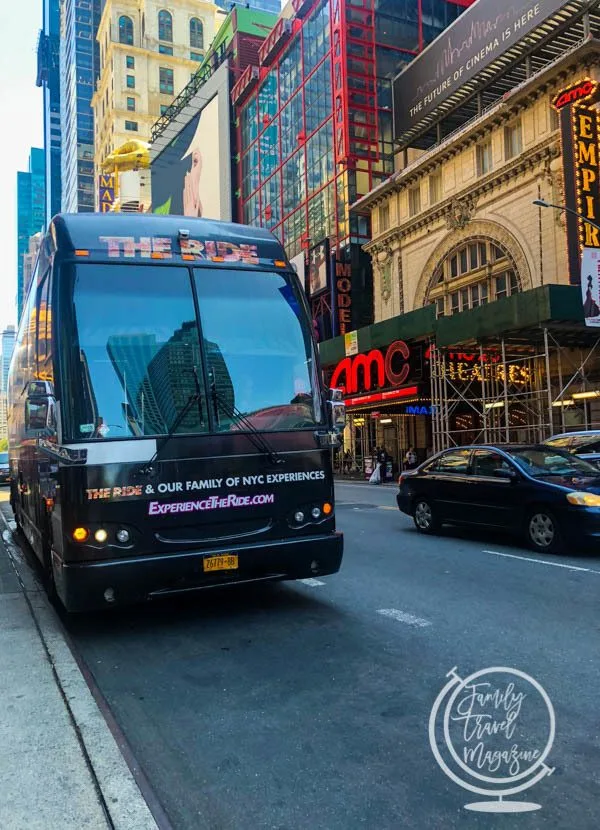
[49,213,290,268]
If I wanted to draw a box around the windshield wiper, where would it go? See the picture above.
[207,368,284,466]
[139,384,202,475]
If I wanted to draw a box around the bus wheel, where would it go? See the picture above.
[41,534,60,608]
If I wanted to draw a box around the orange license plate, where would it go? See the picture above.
[203,555,239,572]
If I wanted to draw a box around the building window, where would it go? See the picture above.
[379,202,390,232]
[126,55,135,69]
[505,120,522,160]
[429,171,442,204]
[476,140,492,176]
[119,15,134,46]
[160,104,169,115]
[408,184,421,217]
[427,239,520,316]
[159,67,174,95]
[125,120,138,131]
[190,51,202,62]
[159,44,173,55]
[158,9,173,42]
[126,74,135,89]
[126,97,135,112]
[190,17,204,50]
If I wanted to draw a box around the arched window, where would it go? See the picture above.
[427,239,521,318]
[158,9,173,42]
[190,18,204,50]
[119,15,134,46]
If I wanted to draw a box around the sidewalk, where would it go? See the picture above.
[0,501,160,830]
[334,476,398,487]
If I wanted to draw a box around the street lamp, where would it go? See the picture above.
[532,198,600,233]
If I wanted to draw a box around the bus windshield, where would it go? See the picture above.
[66,263,320,441]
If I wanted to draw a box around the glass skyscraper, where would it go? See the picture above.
[60,0,101,213]
[37,0,62,224]
[16,148,46,320]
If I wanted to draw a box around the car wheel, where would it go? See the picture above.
[413,498,439,534]
[526,508,562,553]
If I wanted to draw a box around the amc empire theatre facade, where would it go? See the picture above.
[320,0,600,475]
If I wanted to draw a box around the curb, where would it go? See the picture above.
[0,510,164,830]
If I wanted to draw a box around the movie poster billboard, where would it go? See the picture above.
[308,241,329,297]
[582,247,600,327]
[151,62,232,220]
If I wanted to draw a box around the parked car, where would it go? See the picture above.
[544,430,600,467]
[0,452,9,484]
[397,444,600,553]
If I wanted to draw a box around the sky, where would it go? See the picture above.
[0,0,43,334]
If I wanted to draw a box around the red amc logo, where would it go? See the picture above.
[553,80,598,111]
[330,340,411,395]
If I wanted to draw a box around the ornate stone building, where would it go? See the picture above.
[322,28,600,474]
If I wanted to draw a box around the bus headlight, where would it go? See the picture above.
[72,527,89,542]
[294,511,305,524]
[94,529,108,544]
[116,529,130,544]
[311,507,321,520]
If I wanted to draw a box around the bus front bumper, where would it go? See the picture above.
[55,532,343,612]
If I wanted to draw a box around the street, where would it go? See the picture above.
[15,481,592,830]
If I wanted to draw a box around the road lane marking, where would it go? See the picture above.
[377,608,431,627]
[300,578,326,587]
[482,549,600,575]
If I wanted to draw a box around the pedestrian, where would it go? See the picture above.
[343,449,352,474]
[404,447,418,471]
[377,446,387,482]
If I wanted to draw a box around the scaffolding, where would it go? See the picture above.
[429,329,600,452]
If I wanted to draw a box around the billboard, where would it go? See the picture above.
[581,248,600,327]
[151,62,232,220]
[393,0,570,137]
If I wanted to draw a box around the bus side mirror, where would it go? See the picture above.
[329,388,345,431]
[25,395,55,434]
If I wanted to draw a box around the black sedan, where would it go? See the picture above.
[397,444,600,553]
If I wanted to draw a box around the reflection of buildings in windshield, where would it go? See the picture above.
[147,322,204,433]
[107,335,164,435]
[79,350,99,433]
[105,326,235,435]
[203,337,235,423]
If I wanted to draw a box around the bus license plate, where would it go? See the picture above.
[203,555,239,572]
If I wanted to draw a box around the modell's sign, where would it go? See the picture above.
[330,340,412,395]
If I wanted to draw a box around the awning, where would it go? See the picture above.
[319,285,589,367]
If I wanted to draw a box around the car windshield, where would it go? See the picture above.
[564,434,600,453]
[507,447,600,477]
[66,263,320,440]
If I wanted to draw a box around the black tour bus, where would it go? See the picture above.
[8,214,344,611]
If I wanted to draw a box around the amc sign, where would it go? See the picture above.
[330,340,412,395]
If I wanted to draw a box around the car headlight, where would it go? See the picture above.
[566,491,600,506]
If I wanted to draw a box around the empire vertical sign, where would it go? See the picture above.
[553,79,600,285]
